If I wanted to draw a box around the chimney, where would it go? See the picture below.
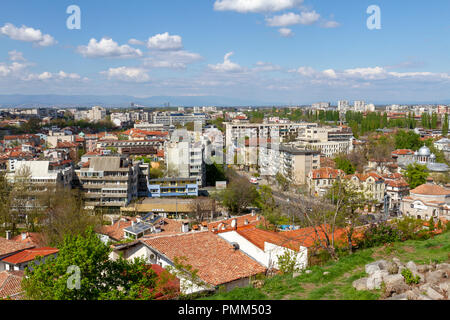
[5,230,12,240]
[251,210,255,217]
[244,219,249,225]
[21,232,27,241]
[181,222,189,233]
[231,219,237,230]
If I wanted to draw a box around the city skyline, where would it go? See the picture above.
[1,0,449,105]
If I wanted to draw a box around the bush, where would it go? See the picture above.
[358,222,403,248]
[395,217,431,240]
[401,268,420,285]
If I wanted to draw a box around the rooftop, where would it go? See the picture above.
[410,183,450,196]
[0,271,24,300]
[2,247,59,265]
[0,237,34,258]
[142,231,266,286]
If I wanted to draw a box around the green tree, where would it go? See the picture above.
[442,113,449,136]
[403,163,429,189]
[275,172,290,191]
[334,156,355,175]
[394,130,422,150]
[22,228,165,300]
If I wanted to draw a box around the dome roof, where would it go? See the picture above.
[418,145,431,156]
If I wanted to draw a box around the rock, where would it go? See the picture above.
[384,274,409,295]
[419,283,431,292]
[305,270,312,274]
[417,264,431,274]
[425,270,446,284]
[366,263,381,275]
[426,287,444,300]
[252,280,264,289]
[293,272,301,278]
[412,270,425,283]
[417,294,433,300]
[367,270,388,290]
[406,261,418,272]
[352,278,368,291]
[438,281,450,294]
[392,257,402,266]
[385,293,407,300]
[406,289,420,300]
[387,261,399,275]
[436,263,450,271]
[323,271,330,276]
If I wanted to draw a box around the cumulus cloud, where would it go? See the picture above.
[266,10,320,27]
[278,28,293,37]
[23,71,82,81]
[147,32,183,51]
[100,66,150,82]
[214,0,303,13]
[143,50,203,69]
[321,20,340,28]
[208,52,244,73]
[8,50,25,62]
[77,38,143,58]
[0,23,56,47]
[128,38,146,46]
[253,61,281,72]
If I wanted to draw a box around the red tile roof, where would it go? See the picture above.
[142,231,266,286]
[11,233,45,248]
[310,167,345,180]
[410,183,450,196]
[0,271,24,300]
[0,238,34,258]
[392,149,414,156]
[99,217,136,241]
[208,213,265,232]
[236,226,303,251]
[2,247,58,265]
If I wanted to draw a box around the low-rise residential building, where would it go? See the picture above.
[148,178,199,198]
[0,270,24,300]
[217,225,308,271]
[345,172,386,208]
[110,231,267,294]
[400,182,450,221]
[1,247,58,272]
[307,167,346,197]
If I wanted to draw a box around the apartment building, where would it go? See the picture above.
[74,106,106,122]
[259,144,320,185]
[74,156,141,210]
[165,140,205,186]
[225,122,318,151]
[296,126,354,158]
[151,112,207,126]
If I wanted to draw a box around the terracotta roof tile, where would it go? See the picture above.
[2,247,58,265]
[0,238,34,258]
[410,184,450,196]
[310,167,345,180]
[0,271,24,300]
[142,231,266,286]
[208,213,265,232]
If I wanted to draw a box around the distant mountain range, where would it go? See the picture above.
[0,94,448,108]
[0,94,285,108]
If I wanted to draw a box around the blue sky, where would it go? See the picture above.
[0,0,449,104]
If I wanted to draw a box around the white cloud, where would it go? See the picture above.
[253,61,281,72]
[100,66,150,82]
[128,38,146,46]
[266,12,301,27]
[147,32,183,51]
[214,0,303,13]
[8,50,25,62]
[0,61,28,77]
[24,71,82,81]
[0,23,57,47]
[266,10,320,29]
[143,50,203,69]
[77,38,143,58]
[208,52,244,73]
[321,20,340,28]
[278,28,293,37]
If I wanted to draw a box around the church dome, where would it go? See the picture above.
[418,145,431,157]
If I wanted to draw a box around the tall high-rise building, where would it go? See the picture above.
[338,100,349,111]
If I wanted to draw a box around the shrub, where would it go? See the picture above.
[394,217,428,241]
[401,268,420,285]
[277,250,300,274]
[358,222,403,248]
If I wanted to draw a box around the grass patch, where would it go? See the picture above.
[203,232,450,301]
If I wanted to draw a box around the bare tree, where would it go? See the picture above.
[188,197,215,223]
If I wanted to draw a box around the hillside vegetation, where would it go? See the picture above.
[203,231,450,300]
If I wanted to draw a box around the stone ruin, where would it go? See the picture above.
[352,258,449,300]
